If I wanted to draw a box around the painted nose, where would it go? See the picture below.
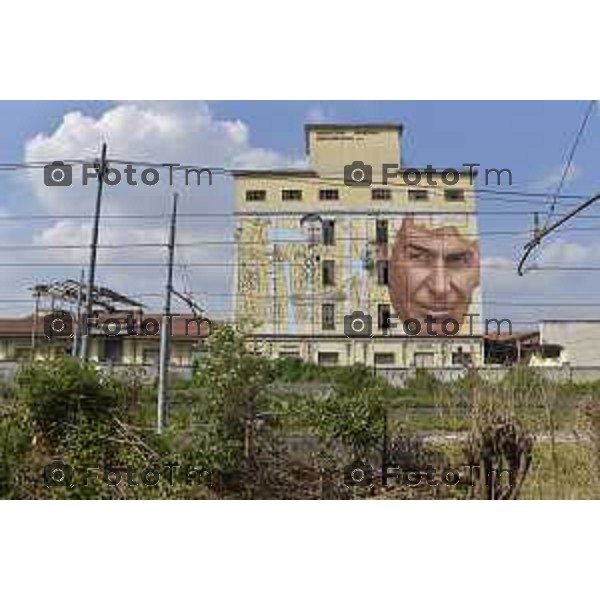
[430,262,452,299]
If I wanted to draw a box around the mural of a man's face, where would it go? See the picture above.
[388,217,480,334]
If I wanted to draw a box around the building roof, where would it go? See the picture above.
[232,166,477,179]
[482,330,539,342]
[541,319,600,323]
[231,169,317,178]
[304,123,403,134]
[0,315,44,337]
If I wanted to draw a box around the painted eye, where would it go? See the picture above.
[408,250,427,261]
[446,253,469,266]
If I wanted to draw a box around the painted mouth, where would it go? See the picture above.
[417,307,455,321]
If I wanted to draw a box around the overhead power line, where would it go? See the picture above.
[543,100,597,228]
[1,156,599,205]
[519,101,598,276]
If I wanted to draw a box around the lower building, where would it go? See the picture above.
[0,313,211,367]
[254,333,481,368]
[540,320,600,366]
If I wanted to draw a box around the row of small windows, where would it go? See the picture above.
[320,259,389,287]
[316,351,471,367]
[245,188,465,202]
[310,219,390,247]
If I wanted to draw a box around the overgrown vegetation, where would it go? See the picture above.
[0,326,598,499]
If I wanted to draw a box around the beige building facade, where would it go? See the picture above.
[234,124,482,368]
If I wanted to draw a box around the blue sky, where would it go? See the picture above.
[0,100,599,326]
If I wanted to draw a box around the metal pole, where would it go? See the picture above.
[81,142,108,359]
[382,407,388,481]
[72,269,85,357]
[157,192,179,434]
[31,291,40,357]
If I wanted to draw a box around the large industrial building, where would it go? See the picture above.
[233,124,482,368]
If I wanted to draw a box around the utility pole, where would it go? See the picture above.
[80,142,108,360]
[532,212,540,239]
[31,290,40,357]
[157,192,179,434]
[381,407,389,483]
[72,269,85,357]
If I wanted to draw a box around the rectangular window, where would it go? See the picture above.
[378,303,391,331]
[142,348,160,364]
[282,189,302,201]
[322,260,335,286]
[322,303,335,330]
[372,188,392,201]
[319,189,339,201]
[445,189,465,202]
[374,353,395,365]
[13,346,33,360]
[376,219,388,245]
[376,260,389,285]
[322,219,335,246]
[246,190,266,202]
[318,352,339,365]
[102,338,123,363]
[414,352,435,368]
[408,189,429,201]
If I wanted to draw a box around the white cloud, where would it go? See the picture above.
[3,101,301,317]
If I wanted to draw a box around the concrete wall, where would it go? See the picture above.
[541,321,600,367]
[376,365,600,387]
[4,360,600,388]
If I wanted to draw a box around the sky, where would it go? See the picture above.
[0,100,599,329]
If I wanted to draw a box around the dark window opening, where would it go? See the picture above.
[372,188,392,201]
[408,189,429,201]
[319,189,339,201]
[322,303,335,330]
[322,219,335,246]
[282,189,302,201]
[376,220,388,245]
[378,303,391,331]
[377,260,389,285]
[445,189,465,202]
[322,260,335,286]
[246,190,266,201]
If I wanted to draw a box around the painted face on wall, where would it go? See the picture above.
[388,216,480,335]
